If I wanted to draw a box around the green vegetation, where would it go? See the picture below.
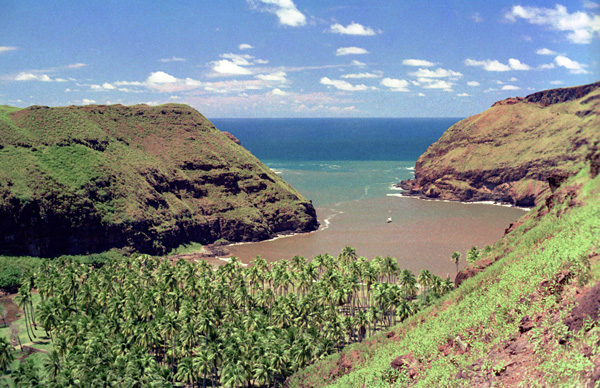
[0,104,317,257]
[0,247,453,387]
[287,162,600,387]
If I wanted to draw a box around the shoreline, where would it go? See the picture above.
[386,192,532,211]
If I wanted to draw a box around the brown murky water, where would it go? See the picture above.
[226,195,527,277]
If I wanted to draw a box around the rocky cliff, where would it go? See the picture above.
[399,82,600,206]
[0,104,318,256]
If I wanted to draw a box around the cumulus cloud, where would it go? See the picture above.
[549,80,564,85]
[457,93,471,97]
[341,72,381,79]
[212,60,253,75]
[0,46,17,53]
[536,48,557,55]
[402,59,435,67]
[409,67,462,78]
[14,72,52,82]
[250,0,307,27]
[147,71,179,84]
[422,80,454,91]
[501,85,521,90]
[508,58,531,70]
[320,77,369,91]
[336,47,369,56]
[239,43,254,50]
[159,56,186,62]
[351,59,367,66]
[464,58,531,71]
[330,22,377,36]
[554,55,589,73]
[380,78,410,92]
[505,4,600,44]
[271,88,288,96]
[467,81,480,86]
[82,99,96,105]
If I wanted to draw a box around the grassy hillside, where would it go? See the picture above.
[400,82,600,207]
[287,150,600,387]
[0,104,318,256]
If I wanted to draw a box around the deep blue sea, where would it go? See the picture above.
[211,118,460,206]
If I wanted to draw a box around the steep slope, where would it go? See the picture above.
[0,104,318,256]
[287,137,600,388]
[399,82,600,206]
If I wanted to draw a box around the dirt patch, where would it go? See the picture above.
[390,351,420,379]
[328,350,362,380]
[565,282,600,332]
[0,294,21,325]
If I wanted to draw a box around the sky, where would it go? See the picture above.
[0,0,599,118]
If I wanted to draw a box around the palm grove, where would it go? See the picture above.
[1,247,456,387]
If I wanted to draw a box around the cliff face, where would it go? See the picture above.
[399,82,600,206]
[0,104,318,256]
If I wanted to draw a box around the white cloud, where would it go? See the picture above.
[67,63,87,69]
[102,82,116,90]
[82,99,96,105]
[505,4,600,44]
[457,93,471,97]
[159,56,186,62]
[14,72,52,82]
[409,67,462,78]
[418,93,426,97]
[554,55,589,73]
[330,22,377,36]
[0,46,17,53]
[402,59,435,67]
[341,72,381,79]
[336,47,369,56]
[502,85,521,90]
[252,0,307,27]
[271,88,288,96]
[539,63,556,70]
[381,78,410,92]
[239,43,254,50]
[549,80,564,85]
[220,53,254,65]
[467,81,480,87]
[536,48,557,55]
[464,58,531,71]
[211,59,253,75]
[351,59,366,66]
[320,77,369,91]
[256,71,287,83]
[422,80,454,91]
[147,71,179,84]
[508,58,531,70]
[508,77,518,82]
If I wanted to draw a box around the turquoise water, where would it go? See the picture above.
[210,118,527,275]
[211,118,457,206]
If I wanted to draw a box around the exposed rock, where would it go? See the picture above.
[565,282,600,332]
[222,131,242,145]
[454,257,495,288]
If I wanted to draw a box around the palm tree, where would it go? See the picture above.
[0,336,14,372]
[451,251,461,274]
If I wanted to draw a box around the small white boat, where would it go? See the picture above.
[386,217,392,223]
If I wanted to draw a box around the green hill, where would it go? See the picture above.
[0,104,318,256]
[400,82,600,207]
[287,85,600,387]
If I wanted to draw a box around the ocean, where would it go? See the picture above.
[210,118,527,276]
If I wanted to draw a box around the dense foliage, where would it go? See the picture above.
[5,248,453,387]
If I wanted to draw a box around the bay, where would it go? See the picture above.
[210,118,527,276]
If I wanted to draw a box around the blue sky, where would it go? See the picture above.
[1,0,598,117]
